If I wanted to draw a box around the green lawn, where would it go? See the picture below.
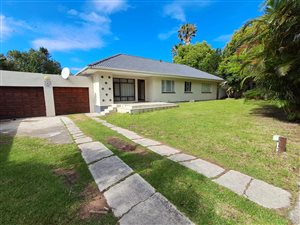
[0,135,117,225]
[70,114,289,225]
[104,99,300,196]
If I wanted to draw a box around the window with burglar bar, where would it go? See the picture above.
[184,81,192,92]
[162,80,175,93]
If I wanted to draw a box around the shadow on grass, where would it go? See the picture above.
[0,134,117,225]
[249,103,293,123]
[0,119,20,164]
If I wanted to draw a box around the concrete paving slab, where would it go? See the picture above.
[89,156,133,191]
[102,121,116,128]
[180,159,225,178]
[82,148,113,164]
[0,117,72,144]
[75,137,93,144]
[148,145,180,156]
[60,116,74,125]
[120,131,143,140]
[213,170,252,195]
[69,127,81,134]
[244,179,291,209]
[132,138,161,147]
[119,192,194,225]
[69,130,84,136]
[72,133,86,139]
[78,141,108,152]
[78,141,113,164]
[289,194,300,225]
[104,174,155,217]
[112,127,130,134]
[168,153,196,162]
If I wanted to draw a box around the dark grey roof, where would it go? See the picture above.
[87,54,223,81]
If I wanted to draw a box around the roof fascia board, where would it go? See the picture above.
[86,66,223,82]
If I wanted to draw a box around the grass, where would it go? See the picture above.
[0,135,117,225]
[70,114,289,225]
[104,99,300,196]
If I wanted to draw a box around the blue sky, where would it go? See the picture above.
[1,0,263,73]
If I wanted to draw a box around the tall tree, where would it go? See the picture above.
[178,23,197,45]
[1,47,62,74]
[218,26,257,97]
[240,0,300,119]
[174,42,221,74]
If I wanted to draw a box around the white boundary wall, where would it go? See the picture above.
[0,70,94,116]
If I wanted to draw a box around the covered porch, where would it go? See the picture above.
[100,102,178,115]
[112,77,146,103]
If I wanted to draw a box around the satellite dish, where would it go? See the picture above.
[61,67,70,79]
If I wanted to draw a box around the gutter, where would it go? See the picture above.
[76,65,223,82]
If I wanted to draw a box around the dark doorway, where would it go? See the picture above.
[138,80,145,102]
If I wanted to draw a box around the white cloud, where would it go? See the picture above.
[92,0,128,14]
[32,22,109,51]
[163,0,211,22]
[158,27,178,40]
[164,3,186,22]
[67,9,78,16]
[79,12,110,24]
[213,34,232,43]
[32,1,128,52]
[0,14,32,41]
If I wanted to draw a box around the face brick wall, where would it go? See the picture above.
[0,87,46,119]
[53,87,90,115]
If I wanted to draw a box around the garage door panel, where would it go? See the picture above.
[0,87,46,119]
[53,87,89,115]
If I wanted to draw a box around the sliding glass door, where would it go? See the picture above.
[113,78,135,101]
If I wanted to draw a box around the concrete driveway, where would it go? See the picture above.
[0,117,72,144]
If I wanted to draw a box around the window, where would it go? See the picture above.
[184,82,192,93]
[202,83,212,93]
[162,80,175,93]
[113,78,135,101]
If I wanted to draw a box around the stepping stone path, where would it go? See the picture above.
[168,153,196,162]
[213,170,251,195]
[78,142,113,164]
[104,174,155,217]
[180,158,225,178]
[148,145,180,156]
[119,193,194,225]
[86,114,294,212]
[60,116,194,225]
[244,179,291,209]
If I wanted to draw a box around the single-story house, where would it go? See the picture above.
[0,53,225,119]
[76,54,224,112]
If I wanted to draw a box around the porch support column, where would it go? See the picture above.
[135,79,138,102]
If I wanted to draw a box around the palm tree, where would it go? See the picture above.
[178,23,197,45]
[241,0,300,119]
[171,43,182,57]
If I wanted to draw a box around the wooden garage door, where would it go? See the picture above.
[53,87,89,115]
[0,87,46,119]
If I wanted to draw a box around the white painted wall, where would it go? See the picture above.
[0,70,94,116]
[147,77,219,102]
[86,70,221,110]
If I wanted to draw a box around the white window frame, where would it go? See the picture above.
[162,80,175,93]
[202,83,212,93]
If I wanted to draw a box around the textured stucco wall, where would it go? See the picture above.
[0,70,94,116]
[147,77,219,102]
